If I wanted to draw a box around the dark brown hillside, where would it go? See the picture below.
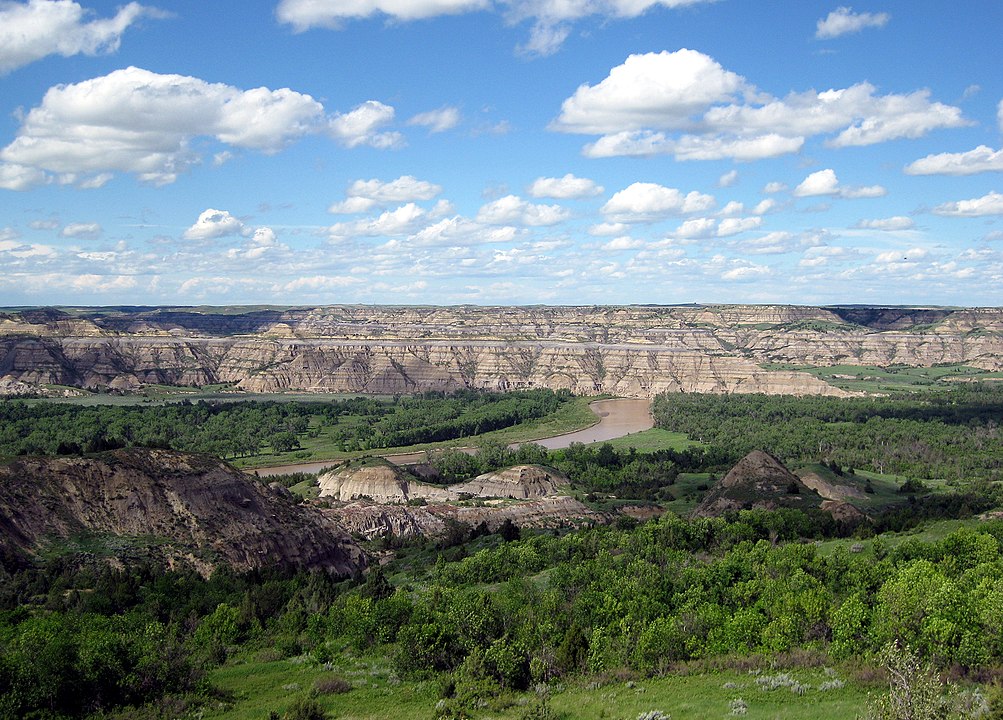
[0,448,365,576]
[693,450,825,517]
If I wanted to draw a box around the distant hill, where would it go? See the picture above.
[0,448,366,576]
[3,304,1002,397]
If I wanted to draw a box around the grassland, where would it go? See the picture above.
[762,362,1003,393]
[596,427,700,454]
[207,655,871,720]
[234,394,603,469]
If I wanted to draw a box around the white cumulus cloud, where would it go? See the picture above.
[277,0,714,55]
[793,169,885,199]
[276,0,489,30]
[329,100,403,149]
[60,222,102,238]
[933,191,1003,217]
[553,49,750,135]
[555,49,967,160]
[329,175,443,213]
[476,195,570,226]
[0,67,330,187]
[602,182,715,222]
[905,146,1003,176]
[183,209,246,240]
[856,216,915,231]
[0,0,166,75]
[816,6,890,39]
[408,106,461,133]
[527,173,603,199]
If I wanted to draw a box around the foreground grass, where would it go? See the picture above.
[207,657,871,720]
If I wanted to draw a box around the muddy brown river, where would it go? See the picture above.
[251,397,653,477]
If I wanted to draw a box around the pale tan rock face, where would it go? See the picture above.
[318,462,568,503]
[0,448,366,576]
[453,465,569,499]
[2,304,1002,397]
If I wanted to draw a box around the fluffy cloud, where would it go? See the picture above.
[329,175,443,213]
[793,169,886,198]
[716,216,762,237]
[329,100,403,149]
[672,217,717,239]
[856,216,915,231]
[329,203,436,238]
[276,0,489,30]
[476,195,570,226]
[183,209,246,240]
[277,0,713,55]
[601,236,645,251]
[933,191,1003,217]
[0,0,164,75]
[875,247,928,263]
[602,182,715,222]
[60,222,102,238]
[0,68,407,188]
[703,83,967,149]
[718,169,738,188]
[408,106,461,133]
[905,146,1003,176]
[722,264,770,281]
[0,162,48,191]
[0,67,330,187]
[815,6,890,39]
[527,173,603,199]
[554,50,967,160]
[553,49,749,135]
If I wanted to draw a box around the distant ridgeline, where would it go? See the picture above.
[2,304,1002,397]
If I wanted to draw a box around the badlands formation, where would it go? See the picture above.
[4,304,1003,397]
[316,459,593,540]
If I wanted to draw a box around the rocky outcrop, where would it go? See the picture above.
[797,470,868,502]
[318,461,568,502]
[693,450,823,517]
[0,448,366,576]
[452,465,569,499]
[3,304,1003,397]
[318,460,454,503]
[325,496,603,540]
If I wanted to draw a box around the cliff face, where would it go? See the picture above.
[0,448,366,576]
[3,304,1002,397]
[317,461,569,503]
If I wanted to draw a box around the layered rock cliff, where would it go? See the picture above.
[3,304,1002,397]
[317,460,569,503]
[0,448,366,576]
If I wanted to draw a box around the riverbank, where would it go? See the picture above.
[250,397,652,477]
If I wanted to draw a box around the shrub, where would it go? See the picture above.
[313,674,352,695]
[281,696,328,720]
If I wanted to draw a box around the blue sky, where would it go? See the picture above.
[1,0,1002,307]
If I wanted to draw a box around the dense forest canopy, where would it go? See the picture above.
[3,384,1003,718]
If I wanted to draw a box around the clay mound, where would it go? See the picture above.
[820,500,868,524]
[694,450,822,517]
[797,470,867,501]
[0,448,365,576]
[453,465,569,499]
[318,459,452,503]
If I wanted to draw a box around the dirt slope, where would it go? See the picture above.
[0,448,365,576]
